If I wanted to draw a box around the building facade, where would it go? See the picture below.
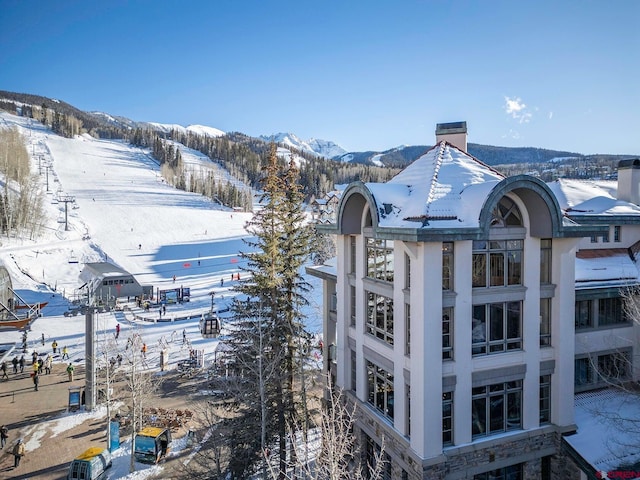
[307,123,635,479]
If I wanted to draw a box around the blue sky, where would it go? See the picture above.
[1,0,638,155]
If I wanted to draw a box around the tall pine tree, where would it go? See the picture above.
[218,143,312,479]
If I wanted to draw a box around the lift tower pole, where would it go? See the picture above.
[57,195,76,231]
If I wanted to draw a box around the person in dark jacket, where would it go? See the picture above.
[13,438,25,467]
[33,371,39,391]
[1,425,8,448]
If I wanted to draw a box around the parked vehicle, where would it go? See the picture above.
[134,426,171,464]
[67,447,112,480]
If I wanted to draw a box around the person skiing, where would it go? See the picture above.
[62,346,69,360]
[67,363,75,382]
[141,343,147,358]
[115,323,120,339]
[13,438,25,467]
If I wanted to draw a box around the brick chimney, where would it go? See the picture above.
[435,121,467,152]
[617,159,640,205]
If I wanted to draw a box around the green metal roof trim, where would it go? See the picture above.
[324,175,608,241]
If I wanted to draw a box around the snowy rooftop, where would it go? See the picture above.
[548,178,640,216]
[565,388,640,474]
[575,249,640,287]
[366,142,504,229]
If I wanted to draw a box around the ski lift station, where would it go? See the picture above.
[79,262,145,303]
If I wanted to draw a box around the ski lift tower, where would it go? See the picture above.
[57,194,76,231]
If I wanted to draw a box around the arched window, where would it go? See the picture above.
[491,197,523,227]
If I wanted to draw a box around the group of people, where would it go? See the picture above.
[0,352,45,381]
[1,425,25,468]
[50,340,69,359]
[109,354,123,369]
[1,345,72,390]
[0,333,80,474]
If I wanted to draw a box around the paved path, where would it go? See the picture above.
[0,355,94,480]
[0,351,200,480]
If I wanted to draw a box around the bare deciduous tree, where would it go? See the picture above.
[0,127,45,239]
[121,332,159,473]
[268,381,386,480]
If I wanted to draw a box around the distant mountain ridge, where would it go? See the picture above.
[338,143,588,168]
[259,132,347,159]
[0,90,634,170]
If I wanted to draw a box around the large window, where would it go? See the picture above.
[576,297,629,329]
[367,361,394,420]
[366,238,394,282]
[350,236,356,273]
[350,286,356,327]
[614,225,621,243]
[472,302,522,355]
[442,307,453,360]
[598,351,630,382]
[575,357,595,387]
[350,350,356,392]
[404,253,411,290]
[490,197,523,227]
[540,375,551,424]
[540,298,551,347]
[472,381,522,437]
[575,351,631,389]
[598,297,625,326]
[575,299,593,329]
[442,391,453,445]
[364,434,391,480]
[472,240,523,287]
[405,384,411,437]
[442,242,454,290]
[404,303,410,356]
[366,292,394,345]
[540,238,552,284]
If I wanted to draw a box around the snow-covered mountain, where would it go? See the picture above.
[147,122,225,138]
[260,132,347,159]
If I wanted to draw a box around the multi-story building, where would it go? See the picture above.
[308,122,639,479]
[548,165,640,394]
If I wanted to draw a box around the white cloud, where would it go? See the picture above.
[504,96,532,124]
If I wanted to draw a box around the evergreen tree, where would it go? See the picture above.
[216,143,312,478]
